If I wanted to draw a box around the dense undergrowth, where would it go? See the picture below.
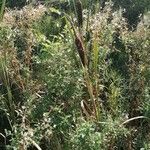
[0,0,150,150]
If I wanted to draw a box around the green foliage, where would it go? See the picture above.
[70,117,129,150]
[6,0,27,8]
[70,121,103,150]
[102,0,150,29]
[33,8,66,40]
[0,1,150,150]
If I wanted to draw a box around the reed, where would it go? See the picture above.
[0,52,15,122]
[66,0,101,121]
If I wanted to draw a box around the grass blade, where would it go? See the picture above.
[0,0,6,21]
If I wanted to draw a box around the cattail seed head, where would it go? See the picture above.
[76,0,83,28]
[75,36,86,66]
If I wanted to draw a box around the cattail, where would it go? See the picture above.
[75,36,86,66]
[76,0,83,28]
[67,9,85,65]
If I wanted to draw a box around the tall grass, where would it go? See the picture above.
[0,1,150,149]
[0,0,6,21]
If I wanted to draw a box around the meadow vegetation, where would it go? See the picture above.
[0,0,150,149]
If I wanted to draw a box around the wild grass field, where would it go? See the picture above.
[0,0,150,149]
